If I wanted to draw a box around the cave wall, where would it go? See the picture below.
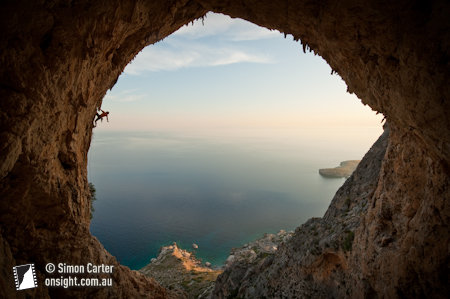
[0,0,448,298]
[212,125,391,298]
[351,122,449,298]
[0,1,207,298]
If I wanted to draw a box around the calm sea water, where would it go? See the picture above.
[89,127,381,270]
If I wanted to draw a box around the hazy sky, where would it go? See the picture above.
[99,13,382,132]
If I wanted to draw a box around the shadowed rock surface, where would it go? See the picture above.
[0,1,448,298]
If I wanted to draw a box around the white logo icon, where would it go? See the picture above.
[13,264,38,290]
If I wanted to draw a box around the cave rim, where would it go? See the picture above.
[87,11,384,271]
[1,1,448,297]
[97,11,383,130]
[99,10,378,115]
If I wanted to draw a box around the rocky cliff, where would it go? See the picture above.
[213,126,389,298]
[0,1,448,298]
[140,243,222,299]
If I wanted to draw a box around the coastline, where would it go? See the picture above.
[140,230,293,297]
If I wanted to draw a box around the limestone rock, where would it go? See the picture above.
[213,127,390,298]
[0,1,448,298]
[140,243,222,299]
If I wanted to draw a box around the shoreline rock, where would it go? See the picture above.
[140,231,293,298]
[140,243,222,298]
[224,230,294,270]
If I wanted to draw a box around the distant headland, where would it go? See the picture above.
[319,160,360,178]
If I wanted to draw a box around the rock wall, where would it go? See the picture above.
[213,125,389,298]
[214,123,449,298]
[0,0,448,298]
[0,1,207,298]
[351,122,449,298]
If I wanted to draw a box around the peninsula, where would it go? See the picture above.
[319,160,360,178]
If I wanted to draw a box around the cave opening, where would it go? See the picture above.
[1,1,447,298]
[88,12,383,271]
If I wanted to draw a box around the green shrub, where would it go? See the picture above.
[342,231,355,252]
[89,182,97,219]
[345,197,351,209]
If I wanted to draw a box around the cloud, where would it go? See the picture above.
[210,50,269,66]
[173,13,234,38]
[104,89,145,102]
[226,27,280,41]
[124,42,272,75]
[174,12,280,41]
[123,12,278,75]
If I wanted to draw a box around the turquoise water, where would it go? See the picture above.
[89,127,381,270]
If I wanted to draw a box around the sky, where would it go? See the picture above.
[99,12,382,132]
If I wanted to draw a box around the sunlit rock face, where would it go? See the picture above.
[0,0,448,298]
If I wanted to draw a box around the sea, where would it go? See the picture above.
[89,126,382,270]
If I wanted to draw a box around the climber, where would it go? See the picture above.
[94,109,109,127]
